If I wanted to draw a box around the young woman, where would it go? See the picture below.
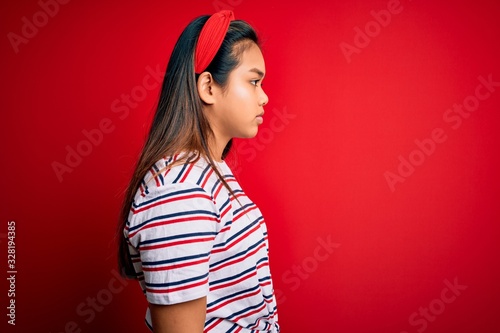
[117,10,280,332]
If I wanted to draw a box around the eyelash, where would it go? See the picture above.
[251,80,263,87]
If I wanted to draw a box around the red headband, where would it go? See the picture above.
[194,10,235,74]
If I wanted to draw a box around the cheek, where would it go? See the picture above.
[228,83,252,102]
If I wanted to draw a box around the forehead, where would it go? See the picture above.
[235,42,266,74]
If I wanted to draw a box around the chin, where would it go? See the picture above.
[237,128,259,139]
[248,128,259,138]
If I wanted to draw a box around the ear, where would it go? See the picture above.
[197,72,217,105]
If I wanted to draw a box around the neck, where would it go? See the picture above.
[208,133,230,162]
[203,105,231,162]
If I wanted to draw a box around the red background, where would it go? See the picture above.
[2,0,500,332]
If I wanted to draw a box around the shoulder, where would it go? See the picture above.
[126,155,238,237]
[132,154,233,210]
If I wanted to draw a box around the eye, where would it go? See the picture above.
[250,79,263,87]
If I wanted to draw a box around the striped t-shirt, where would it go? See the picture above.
[124,154,279,332]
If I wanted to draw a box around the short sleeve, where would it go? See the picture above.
[126,182,220,305]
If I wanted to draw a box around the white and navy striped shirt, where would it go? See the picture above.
[125,154,279,332]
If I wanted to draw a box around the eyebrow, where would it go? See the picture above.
[249,67,265,78]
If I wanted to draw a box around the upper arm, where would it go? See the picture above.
[149,296,207,333]
[127,182,219,305]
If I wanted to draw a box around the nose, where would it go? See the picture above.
[260,88,269,107]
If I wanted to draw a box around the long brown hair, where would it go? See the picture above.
[117,15,259,277]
